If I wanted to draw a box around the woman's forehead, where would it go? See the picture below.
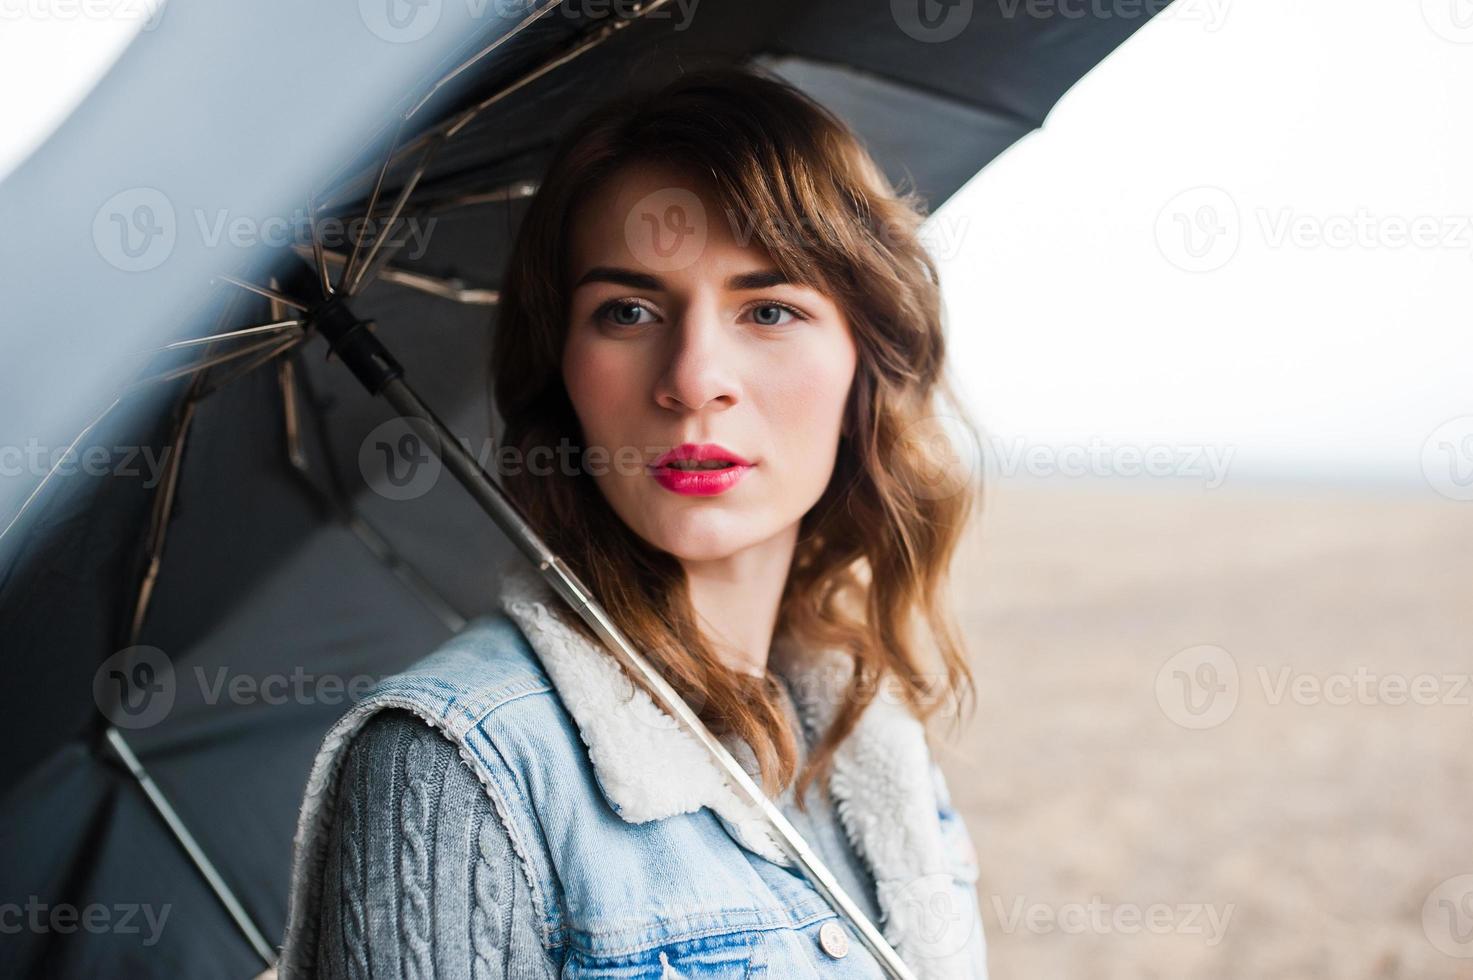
[570,182,786,282]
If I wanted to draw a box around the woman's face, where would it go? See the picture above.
[561,163,858,564]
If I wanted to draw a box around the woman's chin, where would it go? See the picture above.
[640,515,767,564]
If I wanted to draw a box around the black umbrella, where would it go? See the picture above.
[0,1,1166,976]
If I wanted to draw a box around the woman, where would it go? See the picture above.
[278,66,988,979]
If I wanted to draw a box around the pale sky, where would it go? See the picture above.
[931,0,1473,487]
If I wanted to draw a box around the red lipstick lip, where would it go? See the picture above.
[647,443,754,497]
[649,443,753,468]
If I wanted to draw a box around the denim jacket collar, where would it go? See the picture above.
[496,562,960,969]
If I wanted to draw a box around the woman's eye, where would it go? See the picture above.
[745,302,803,327]
[598,300,657,327]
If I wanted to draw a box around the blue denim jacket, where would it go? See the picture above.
[278,564,988,979]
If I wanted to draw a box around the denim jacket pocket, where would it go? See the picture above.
[559,929,763,978]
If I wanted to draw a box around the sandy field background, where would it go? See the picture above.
[936,476,1473,980]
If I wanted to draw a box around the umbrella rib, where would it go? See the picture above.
[342,510,469,632]
[299,243,499,305]
[126,395,197,644]
[302,177,535,299]
[103,728,278,968]
[128,319,303,357]
[122,332,304,391]
[424,179,539,213]
[307,190,335,298]
[345,135,443,296]
[215,274,311,312]
[338,115,409,294]
[194,332,308,401]
[378,268,499,305]
[350,220,414,296]
[0,394,124,548]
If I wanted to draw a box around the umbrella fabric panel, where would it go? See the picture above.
[0,750,263,980]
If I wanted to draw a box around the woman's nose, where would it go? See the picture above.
[652,302,739,414]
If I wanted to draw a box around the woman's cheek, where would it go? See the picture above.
[565,343,629,442]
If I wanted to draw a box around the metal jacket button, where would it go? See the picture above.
[818,920,850,959]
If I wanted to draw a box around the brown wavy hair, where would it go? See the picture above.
[490,64,981,805]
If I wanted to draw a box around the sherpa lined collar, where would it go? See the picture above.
[495,560,971,979]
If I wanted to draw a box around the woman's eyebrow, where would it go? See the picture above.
[726,269,789,290]
[574,266,663,290]
[572,267,793,291]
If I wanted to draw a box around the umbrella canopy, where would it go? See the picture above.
[0,1,1164,976]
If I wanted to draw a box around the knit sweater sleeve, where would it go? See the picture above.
[312,709,555,980]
